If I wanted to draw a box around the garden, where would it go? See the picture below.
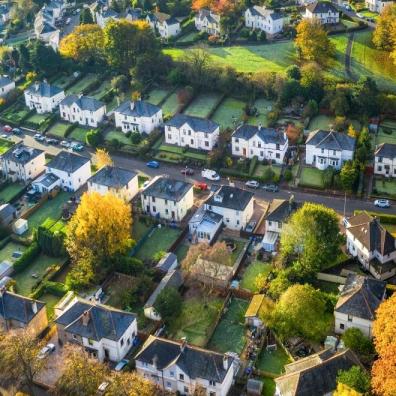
[24,112,52,129]
[211,97,246,129]
[67,73,98,95]
[298,167,325,189]
[0,241,27,263]
[374,178,396,199]
[0,101,30,123]
[89,79,112,100]
[146,88,171,106]
[240,261,272,292]
[0,137,14,155]
[0,182,25,203]
[184,93,222,118]
[47,121,72,138]
[377,120,396,145]
[161,92,179,117]
[51,74,76,89]
[256,343,291,375]
[247,98,274,127]
[253,164,282,181]
[155,144,208,164]
[308,115,335,131]
[69,125,92,142]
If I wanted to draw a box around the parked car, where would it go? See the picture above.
[245,180,260,189]
[374,199,391,208]
[34,133,45,142]
[60,140,70,148]
[146,160,160,169]
[201,169,220,181]
[46,138,59,145]
[114,359,129,372]
[245,221,257,233]
[180,167,194,176]
[2,125,12,133]
[38,343,56,359]
[12,127,22,135]
[71,142,84,152]
[66,17,71,24]
[194,182,208,191]
[1,134,8,139]
[97,382,110,395]
[262,183,279,192]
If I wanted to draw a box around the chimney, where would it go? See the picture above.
[180,337,187,353]
[78,93,83,99]
[0,286,6,297]
[82,310,90,326]
[43,78,47,84]
[283,131,287,140]
[223,355,229,370]
[258,123,262,131]
[152,354,158,369]
[130,101,135,111]
[32,301,38,314]
[35,81,40,91]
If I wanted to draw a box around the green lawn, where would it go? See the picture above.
[177,31,199,43]
[158,144,184,154]
[132,218,152,242]
[70,126,91,142]
[254,164,282,179]
[168,296,224,347]
[0,183,25,203]
[256,344,291,375]
[299,167,325,189]
[1,101,30,123]
[51,75,75,89]
[24,113,50,126]
[39,293,61,319]
[184,93,222,118]
[175,243,189,262]
[146,88,170,106]
[161,92,179,117]
[89,80,112,100]
[240,261,272,292]
[158,144,207,161]
[308,115,335,131]
[67,74,98,94]
[377,121,396,145]
[0,241,27,263]
[262,378,276,396]
[374,178,396,198]
[105,130,133,146]
[329,34,349,80]
[208,298,248,354]
[211,97,246,129]
[248,98,274,127]
[0,138,14,155]
[48,122,71,138]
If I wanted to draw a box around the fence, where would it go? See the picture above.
[129,224,157,257]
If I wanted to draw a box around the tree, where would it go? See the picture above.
[337,366,370,394]
[254,272,268,292]
[340,160,359,192]
[295,19,335,66]
[347,124,359,138]
[80,8,94,24]
[111,75,129,95]
[95,148,113,168]
[333,383,363,396]
[285,64,301,80]
[341,328,374,361]
[153,287,182,323]
[30,41,63,76]
[355,127,372,164]
[106,372,161,396]
[371,344,396,396]
[372,4,396,52]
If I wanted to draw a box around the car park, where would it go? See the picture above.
[374,199,391,208]
[114,359,129,372]
[146,160,160,169]
[262,183,279,192]
[245,180,260,189]
[180,167,194,176]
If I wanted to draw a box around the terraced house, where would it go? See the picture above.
[24,81,65,114]
[374,143,396,178]
[244,6,284,37]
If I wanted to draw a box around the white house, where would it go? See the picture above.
[1,145,45,183]
[135,335,239,396]
[245,6,284,37]
[114,100,162,134]
[125,7,143,21]
[24,81,65,114]
[305,130,356,170]
[87,165,139,202]
[34,7,60,50]
[374,143,396,178]
[0,77,15,98]
[165,114,220,151]
[195,9,221,35]
[334,273,386,338]
[60,95,106,128]
[141,176,194,222]
[188,205,223,244]
[95,7,120,28]
[305,1,340,24]
[232,124,288,164]
[55,293,137,362]
[146,12,181,38]
[204,186,254,231]
[345,212,396,280]
[46,151,91,192]
[365,0,393,12]
[32,172,61,194]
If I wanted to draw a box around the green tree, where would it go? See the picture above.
[372,3,396,51]
[153,287,182,323]
[285,65,301,80]
[341,328,375,361]
[79,8,93,24]
[30,40,63,76]
[340,160,359,192]
[337,366,370,394]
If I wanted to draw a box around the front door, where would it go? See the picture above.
[243,148,247,156]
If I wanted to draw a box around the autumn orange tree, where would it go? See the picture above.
[372,4,396,52]
[95,148,113,169]
[371,344,396,396]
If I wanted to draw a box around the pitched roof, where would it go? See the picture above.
[266,199,298,223]
[189,206,223,226]
[206,185,254,211]
[245,294,265,317]
[2,144,44,165]
[60,95,105,112]
[89,165,136,188]
[196,8,220,24]
[248,5,283,20]
[335,273,386,321]
[375,143,396,159]
[232,125,287,145]
[306,130,356,152]
[155,252,178,273]
[47,151,90,173]
[115,100,161,118]
[25,81,63,97]
[0,76,13,89]
[135,335,234,383]
[306,1,338,13]
[55,298,136,342]
[143,177,192,202]
[32,172,60,188]
[166,114,219,134]
[164,16,179,26]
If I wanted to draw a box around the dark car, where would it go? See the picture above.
[181,167,194,176]
[12,127,22,135]
[262,184,279,192]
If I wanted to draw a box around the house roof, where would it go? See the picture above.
[0,203,16,221]
[248,6,283,20]
[60,95,105,112]
[306,1,338,13]
[189,206,223,226]
[266,199,298,223]
[232,125,287,145]
[206,185,254,211]
[375,143,396,159]
[25,81,63,97]
[306,130,356,152]
[196,8,220,24]
[55,298,136,342]
[143,177,192,202]
[335,273,386,321]
[0,76,13,89]
[275,349,362,396]
[135,335,234,383]
[33,172,60,188]
[126,7,142,19]
[166,114,219,134]
[2,144,44,165]
[164,16,179,26]
[115,100,161,118]
[89,165,136,189]
[245,294,265,317]
[47,151,90,173]
[155,252,178,273]
[0,290,46,324]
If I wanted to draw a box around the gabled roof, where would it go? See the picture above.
[115,100,161,118]
[55,298,136,342]
[155,252,178,273]
[135,335,234,383]
[189,206,223,225]
[89,165,136,188]
[232,125,287,145]
[2,144,44,165]
[375,143,396,159]
[60,95,105,112]
[47,151,90,173]
[0,76,13,89]
[306,1,338,13]
[166,114,219,134]
[335,273,386,321]
[32,172,60,188]
[247,5,283,20]
[143,176,192,202]
[206,185,254,211]
[25,81,63,97]
[163,16,179,26]
[306,130,356,152]
[266,199,298,223]
[196,8,220,24]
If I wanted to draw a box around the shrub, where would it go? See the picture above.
[37,225,66,257]
[13,242,41,274]
[42,281,68,297]
[249,156,258,176]
[284,169,293,182]
[86,129,103,147]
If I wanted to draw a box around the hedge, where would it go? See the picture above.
[249,156,258,176]
[13,242,41,274]
[354,210,396,224]
[37,225,66,257]
[43,281,68,297]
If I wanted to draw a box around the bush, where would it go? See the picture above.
[86,128,103,147]
[341,327,375,361]
[249,156,258,176]
[13,242,41,274]
[37,225,66,257]
[284,169,293,182]
[43,281,68,297]
[354,210,396,224]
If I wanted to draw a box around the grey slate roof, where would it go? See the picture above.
[266,199,298,223]
[306,1,338,13]
[135,335,234,383]
[335,273,386,321]
[164,16,179,26]
[115,100,161,118]
[0,203,16,222]
[166,114,219,134]
[2,144,44,165]
[60,95,105,112]
[0,290,46,325]
[89,165,136,188]
[143,177,192,202]
[26,81,63,98]
[375,143,396,159]
[126,7,142,19]
[232,125,287,145]
[206,186,254,211]
[155,252,178,273]
[196,9,220,24]
[189,206,223,225]
[0,76,13,89]
[33,172,60,188]
[306,130,356,152]
[55,298,136,342]
[47,151,90,173]
[248,6,283,20]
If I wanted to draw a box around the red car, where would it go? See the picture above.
[194,182,208,191]
[3,125,12,133]
[180,167,194,176]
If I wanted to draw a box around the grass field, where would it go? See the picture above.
[299,167,325,189]
[67,74,98,94]
[89,80,111,100]
[0,241,27,263]
[132,218,152,242]
[158,144,208,161]
[256,344,291,374]
[70,126,90,142]
[105,130,133,146]
[0,183,25,203]
[146,88,170,106]
[47,122,70,138]
[40,293,61,319]
[248,98,274,127]
[211,97,246,129]
[1,101,30,123]
[52,75,75,89]
[177,31,199,43]
[24,113,50,126]
[308,115,335,131]
[0,138,14,154]
[377,120,396,145]
[374,178,396,197]
[240,261,272,292]
[254,164,282,179]
[208,298,248,354]
[161,92,179,117]
[184,93,222,118]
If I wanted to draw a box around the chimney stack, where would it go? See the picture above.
[32,301,38,314]
[35,81,40,91]
[82,310,90,326]
[258,123,262,131]
[130,101,135,111]
[180,337,187,353]
[223,355,229,370]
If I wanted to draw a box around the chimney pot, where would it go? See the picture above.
[223,355,229,370]
[82,310,90,326]
[32,301,38,314]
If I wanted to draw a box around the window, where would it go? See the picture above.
[179,374,184,381]
[170,371,175,377]
[348,315,353,322]
[152,206,156,212]
[209,380,216,387]
[321,148,324,154]
[152,197,156,203]
[184,387,188,393]
[209,392,216,396]
[120,338,124,346]
[276,153,280,159]
[168,134,172,139]
[166,382,172,389]
[276,144,280,150]
[378,156,383,163]
[340,323,344,330]
[205,141,209,147]
[165,199,168,205]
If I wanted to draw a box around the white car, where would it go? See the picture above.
[201,169,220,181]
[114,359,129,372]
[374,199,391,208]
[245,180,260,189]
[60,140,70,148]
[38,343,56,359]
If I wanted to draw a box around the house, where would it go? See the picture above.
[146,12,181,38]
[55,293,137,362]
[144,269,183,321]
[0,204,17,227]
[114,100,163,134]
[0,289,48,337]
[305,130,356,170]
[87,165,138,202]
[204,186,254,231]
[334,273,386,338]
[275,349,362,396]
[135,335,239,395]
[165,114,220,151]
[46,151,91,192]
[365,0,393,12]
[305,1,340,24]
[60,95,106,128]
[32,172,61,194]
[0,4,10,25]
[1,144,45,183]
[189,205,223,244]
[0,76,15,98]
[126,7,143,21]
[232,124,288,164]
[0,262,12,280]
[195,9,221,35]
[34,7,60,50]
[245,294,266,327]
[24,81,65,114]
[155,252,178,273]
[141,176,194,222]
[345,212,396,280]
[374,143,396,178]
[95,7,120,28]
[245,6,284,37]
